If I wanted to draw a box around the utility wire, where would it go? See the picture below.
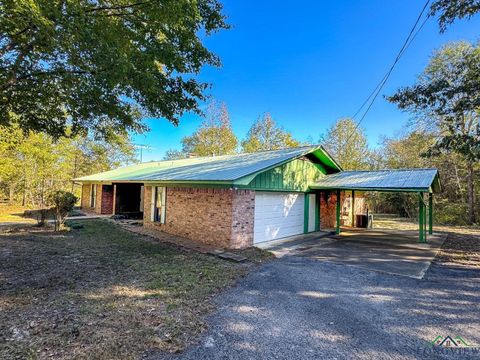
[346,0,431,144]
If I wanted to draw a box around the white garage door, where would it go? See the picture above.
[254,192,305,244]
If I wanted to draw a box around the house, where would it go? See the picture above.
[75,145,440,248]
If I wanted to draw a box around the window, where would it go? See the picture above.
[90,184,97,208]
[152,186,166,223]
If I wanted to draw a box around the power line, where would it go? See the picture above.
[134,143,155,162]
[346,0,431,143]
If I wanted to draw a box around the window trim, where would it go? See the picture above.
[90,184,96,208]
[151,186,166,223]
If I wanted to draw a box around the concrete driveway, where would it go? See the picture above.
[161,256,480,360]
[257,229,448,279]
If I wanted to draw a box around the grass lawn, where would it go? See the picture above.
[0,205,36,224]
[0,219,268,359]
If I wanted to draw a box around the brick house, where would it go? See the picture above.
[76,145,439,248]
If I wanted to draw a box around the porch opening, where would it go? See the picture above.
[113,183,144,219]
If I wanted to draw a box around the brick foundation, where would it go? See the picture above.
[144,186,255,249]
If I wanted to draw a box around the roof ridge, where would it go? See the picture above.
[73,144,334,182]
[144,144,318,164]
[338,168,437,173]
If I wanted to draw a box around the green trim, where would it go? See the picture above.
[242,158,327,192]
[432,172,441,193]
[234,145,342,186]
[429,193,433,235]
[424,197,428,240]
[147,182,232,189]
[304,193,309,234]
[315,193,320,231]
[237,187,306,193]
[418,192,426,243]
[310,186,431,193]
[309,147,343,172]
[336,189,341,235]
[77,179,234,186]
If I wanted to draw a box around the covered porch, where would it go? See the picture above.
[310,169,441,243]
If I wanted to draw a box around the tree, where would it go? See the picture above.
[163,149,187,161]
[381,131,435,169]
[378,131,473,224]
[0,0,228,139]
[241,113,300,153]
[180,101,238,156]
[0,125,23,202]
[430,0,480,32]
[320,118,371,170]
[387,41,480,224]
[0,126,136,206]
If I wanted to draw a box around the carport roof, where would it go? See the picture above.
[310,168,440,193]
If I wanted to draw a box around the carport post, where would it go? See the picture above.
[418,192,425,243]
[428,193,433,235]
[303,193,309,234]
[336,189,341,234]
[351,190,355,227]
[112,184,117,215]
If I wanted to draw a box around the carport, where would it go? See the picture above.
[310,169,441,243]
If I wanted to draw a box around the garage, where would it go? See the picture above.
[253,191,305,244]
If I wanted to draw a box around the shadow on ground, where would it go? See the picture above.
[157,252,480,360]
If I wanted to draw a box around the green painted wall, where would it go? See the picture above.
[244,158,327,192]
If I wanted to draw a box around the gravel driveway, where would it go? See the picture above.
[160,256,480,360]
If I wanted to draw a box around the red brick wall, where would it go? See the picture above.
[231,190,255,249]
[320,190,339,229]
[143,186,255,249]
[165,187,234,248]
[80,184,110,215]
[320,190,366,229]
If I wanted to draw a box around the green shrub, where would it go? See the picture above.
[434,199,469,226]
[49,190,78,231]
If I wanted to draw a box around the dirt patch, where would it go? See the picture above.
[435,228,480,267]
[0,220,262,359]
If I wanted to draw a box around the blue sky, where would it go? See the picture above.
[133,0,480,162]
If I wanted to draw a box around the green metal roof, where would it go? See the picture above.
[75,145,341,184]
[310,169,441,193]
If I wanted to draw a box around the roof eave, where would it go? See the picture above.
[308,185,432,193]
[74,179,235,186]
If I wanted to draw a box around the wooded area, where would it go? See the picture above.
[0,0,478,226]
[0,126,135,207]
